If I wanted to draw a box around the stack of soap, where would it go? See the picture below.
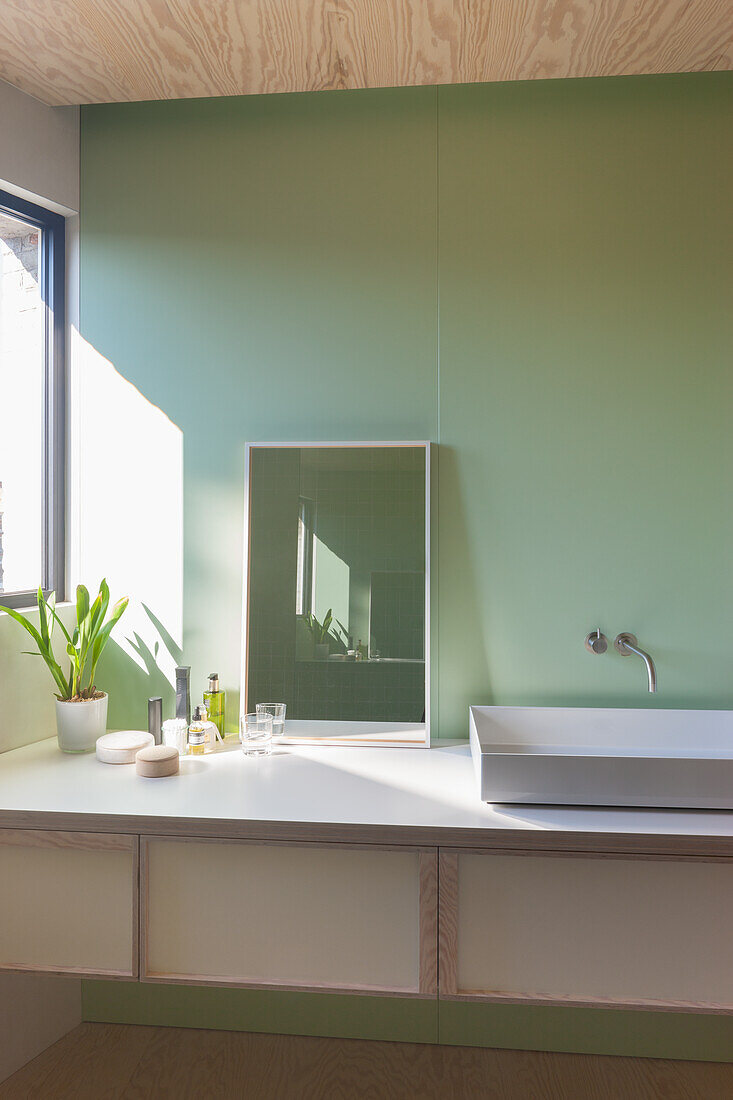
[96,730,154,764]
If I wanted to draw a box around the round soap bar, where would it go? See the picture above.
[136,744,179,778]
[96,730,154,764]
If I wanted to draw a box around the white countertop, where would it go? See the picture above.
[2,737,733,855]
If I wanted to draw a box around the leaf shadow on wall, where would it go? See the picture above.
[72,330,184,729]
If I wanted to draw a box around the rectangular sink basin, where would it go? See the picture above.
[470,706,733,809]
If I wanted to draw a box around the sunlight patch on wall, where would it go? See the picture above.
[71,328,183,686]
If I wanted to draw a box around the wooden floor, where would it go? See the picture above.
[1,1023,732,1099]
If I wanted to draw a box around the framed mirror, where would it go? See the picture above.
[241,442,430,747]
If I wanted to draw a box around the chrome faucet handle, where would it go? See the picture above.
[585,629,608,654]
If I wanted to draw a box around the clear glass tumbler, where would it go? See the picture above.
[240,712,273,757]
[256,702,286,742]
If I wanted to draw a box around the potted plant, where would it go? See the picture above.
[1,580,128,752]
[305,608,334,659]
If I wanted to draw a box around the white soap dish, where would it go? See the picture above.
[96,730,154,764]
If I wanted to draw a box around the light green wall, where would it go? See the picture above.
[80,71,733,734]
[79,72,733,1051]
[80,86,437,730]
[437,75,733,719]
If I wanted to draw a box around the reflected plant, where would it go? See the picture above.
[331,618,350,653]
[304,608,333,645]
[0,579,128,700]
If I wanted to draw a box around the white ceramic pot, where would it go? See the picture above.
[55,694,108,753]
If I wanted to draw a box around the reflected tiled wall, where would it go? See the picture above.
[247,447,425,722]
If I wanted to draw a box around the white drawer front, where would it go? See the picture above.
[443,852,733,1009]
[144,839,436,995]
[0,831,137,978]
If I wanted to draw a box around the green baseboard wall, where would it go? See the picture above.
[83,983,733,1061]
[82,983,438,1046]
[439,1002,733,1063]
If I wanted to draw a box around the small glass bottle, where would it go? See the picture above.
[193,703,219,752]
[188,710,207,755]
[203,673,226,741]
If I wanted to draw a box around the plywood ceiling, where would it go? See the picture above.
[0,0,731,106]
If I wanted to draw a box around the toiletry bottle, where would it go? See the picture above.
[176,666,191,725]
[148,697,163,745]
[203,673,226,741]
[192,704,218,753]
[188,709,207,756]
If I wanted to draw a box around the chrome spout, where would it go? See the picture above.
[615,633,657,693]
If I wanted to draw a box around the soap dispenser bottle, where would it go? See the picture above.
[203,673,226,741]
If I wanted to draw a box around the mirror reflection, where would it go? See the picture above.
[244,444,429,744]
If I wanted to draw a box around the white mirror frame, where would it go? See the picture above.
[240,441,431,748]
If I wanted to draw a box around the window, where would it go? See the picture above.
[295,496,314,617]
[0,189,65,607]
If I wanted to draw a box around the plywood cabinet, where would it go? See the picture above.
[141,838,437,996]
[0,830,138,979]
[439,850,733,1011]
[6,822,733,1011]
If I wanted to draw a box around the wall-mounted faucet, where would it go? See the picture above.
[615,633,657,693]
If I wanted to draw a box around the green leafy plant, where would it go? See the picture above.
[304,608,334,645]
[331,618,350,653]
[0,580,129,701]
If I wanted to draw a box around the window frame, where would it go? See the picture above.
[0,187,66,608]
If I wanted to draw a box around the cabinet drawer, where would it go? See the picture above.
[439,850,733,1010]
[0,830,138,978]
[142,838,437,996]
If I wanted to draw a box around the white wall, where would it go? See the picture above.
[0,79,78,214]
[0,972,81,1085]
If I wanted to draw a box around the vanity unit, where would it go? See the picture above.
[2,739,733,1014]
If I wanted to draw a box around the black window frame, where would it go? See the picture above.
[0,188,66,608]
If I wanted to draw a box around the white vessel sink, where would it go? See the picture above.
[470,706,733,809]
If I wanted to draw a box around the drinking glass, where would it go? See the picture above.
[256,702,286,741]
[240,712,273,757]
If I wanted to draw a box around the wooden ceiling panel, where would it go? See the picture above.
[0,0,731,106]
